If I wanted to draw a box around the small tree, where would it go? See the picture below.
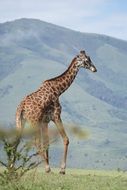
[0,128,41,183]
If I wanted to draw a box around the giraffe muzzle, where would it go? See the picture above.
[90,65,97,72]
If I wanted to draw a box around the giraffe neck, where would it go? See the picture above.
[48,58,79,96]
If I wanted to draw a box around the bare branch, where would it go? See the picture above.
[0,160,7,167]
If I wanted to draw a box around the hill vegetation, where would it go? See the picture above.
[0,18,127,170]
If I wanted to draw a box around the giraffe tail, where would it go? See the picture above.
[16,102,24,131]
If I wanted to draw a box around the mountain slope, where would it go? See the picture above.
[0,18,127,169]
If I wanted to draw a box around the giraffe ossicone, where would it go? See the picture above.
[16,50,97,174]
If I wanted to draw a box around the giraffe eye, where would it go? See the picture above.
[85,62,89,67]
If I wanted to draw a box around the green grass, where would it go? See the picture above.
[0,168,127,190]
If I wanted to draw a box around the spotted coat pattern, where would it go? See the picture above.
[15,50,97,174]
[16,57,79,128]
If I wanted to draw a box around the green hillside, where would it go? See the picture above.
[0,18,127,170]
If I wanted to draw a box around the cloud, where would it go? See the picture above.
[0,0,127,40]
[0,0,105,22]
[81,13,127,40]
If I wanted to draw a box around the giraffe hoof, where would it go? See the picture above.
[46,170,51,173]
[45,167,51,173]
[59,170,65,175]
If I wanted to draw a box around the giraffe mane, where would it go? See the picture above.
[47,57,77,82]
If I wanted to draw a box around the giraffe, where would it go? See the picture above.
[16,50,97,174]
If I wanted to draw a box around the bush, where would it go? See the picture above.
[0,127,41,183]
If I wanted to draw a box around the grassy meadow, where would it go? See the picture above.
[0,168,127,190]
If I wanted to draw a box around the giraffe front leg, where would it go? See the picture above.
[54,118,69,175]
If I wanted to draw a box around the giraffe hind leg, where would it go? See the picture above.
[34,122,51,173]
[41,122,51,173]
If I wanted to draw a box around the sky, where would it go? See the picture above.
[0,0,127,41]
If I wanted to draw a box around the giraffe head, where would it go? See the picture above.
[76,50,97,72]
